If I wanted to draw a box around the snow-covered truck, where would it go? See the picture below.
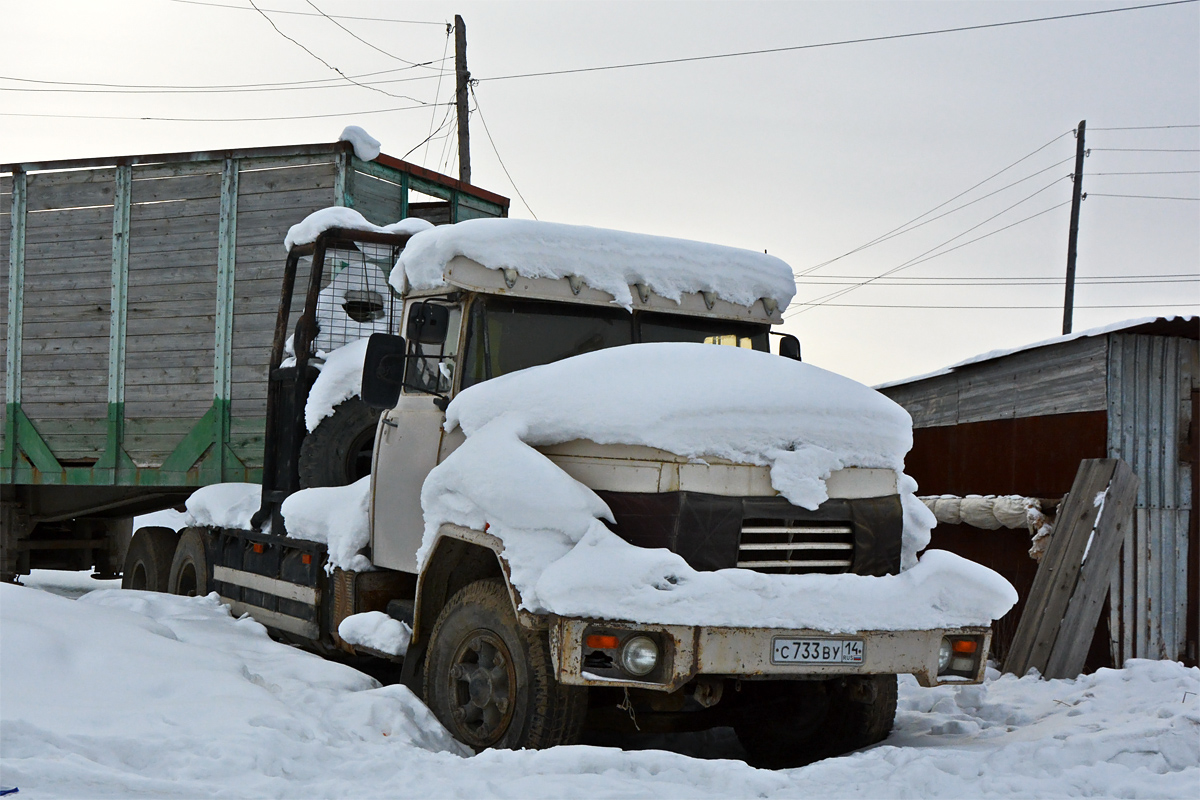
[140,214,1015,767]
[1,141,509,578]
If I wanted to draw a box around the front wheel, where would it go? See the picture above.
[423,578,587,751]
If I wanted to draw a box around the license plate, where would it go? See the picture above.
[771,638,864,664]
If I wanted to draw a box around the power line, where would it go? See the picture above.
[796,131,1073,277]
[794,155,1074,278]
[165,0,444,24]
[1090,148,1200,152]
[422,25,455,168]
[470,84,538,219]
[803,302,1199,310]
[478,1,1198,81]
[1088,170,1200,175]
[246,0,427,103]
[0,65,446,93]
[808,272,1197,281]
[1089,124,1200,130]
[403,104,456,161]
[798,277,1198,286]
[0,103,446,123]
[1088,192,1200,200]
[787,198,1072,317]
[301,0,441,70]
[791,179,1071,314]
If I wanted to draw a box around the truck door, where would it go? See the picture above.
[369,298,462,573]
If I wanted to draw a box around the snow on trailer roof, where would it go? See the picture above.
[875,315,1199,390]
[392,218,797,313]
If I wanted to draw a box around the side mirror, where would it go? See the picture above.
[407,302,450,345]
[361,333,407,409]
[778,334,802,361]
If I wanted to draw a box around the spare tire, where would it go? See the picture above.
[298,397,381,488]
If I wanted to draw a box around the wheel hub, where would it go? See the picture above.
[448,630,516,748]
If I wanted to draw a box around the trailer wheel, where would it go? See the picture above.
[734,674,897,768]
[121,527,180,592]
[167,529,211,598]
[298,397,381,488]
[423,578,587,751]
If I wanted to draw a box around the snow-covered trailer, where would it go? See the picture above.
[0,142,508,579]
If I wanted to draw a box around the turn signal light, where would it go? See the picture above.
[586,634,620,650]
[952,639,978,654]
[252,543,264,554]
[301,553,312,565]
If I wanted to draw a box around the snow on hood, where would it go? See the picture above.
[284,207,434,252]
[420,343,1000,629]
[338,125,381,161]
[390,218,797,311]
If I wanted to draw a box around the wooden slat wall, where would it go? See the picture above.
[230,159,336,433]
[881,335,1110,428]
[351,169,403,225]
[19,169,115,459]
[2,173,12,434]
[123,163,222,465]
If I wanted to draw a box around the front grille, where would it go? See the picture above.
[737,519,855,574]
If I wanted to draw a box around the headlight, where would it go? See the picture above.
[938,637,953,673]
[619,635,659,676]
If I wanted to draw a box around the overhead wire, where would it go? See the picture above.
[470,84,538,219]
[1090,148,1200,152]
[0,65,447,93]
[1087,193,1200,200]
[301,0,442,70]
[806,302,1198,310]
[0,103,447,123]
[165,0,444,24]
[1087,170,1200,175]
[422,25,455,168]
[786,186,1073,317]
[477,1,1198,82]
[246,0,428,104]
[796,130,1073,277]
[1089,124,1200,130]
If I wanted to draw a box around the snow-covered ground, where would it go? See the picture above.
[3,574,1196,799]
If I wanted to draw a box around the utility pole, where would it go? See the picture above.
[454,14,471,185]
[1062,119,1087,335]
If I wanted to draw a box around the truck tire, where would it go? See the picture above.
[423,578,587,751]
[121,527,180,592]
[298,398,381,488]
[167,528,211,598]
[734,674,897,768]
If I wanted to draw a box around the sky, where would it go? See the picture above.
[2,0,1197,385]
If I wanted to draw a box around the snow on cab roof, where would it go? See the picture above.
[875,315,1199,390]
[391,218,798,312]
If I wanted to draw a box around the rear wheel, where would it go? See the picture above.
[167,528,211,598]
[121,527,180,592]
[734,674,897,768]
[423,578,587,751]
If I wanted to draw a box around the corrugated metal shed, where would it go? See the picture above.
[880,316,1199,668]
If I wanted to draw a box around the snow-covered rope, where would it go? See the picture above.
[919,495,1056,561]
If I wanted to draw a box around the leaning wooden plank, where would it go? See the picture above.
[1004,459,1126,677]
[1043,460,1139,678]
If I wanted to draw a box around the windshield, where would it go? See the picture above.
[460,297,769,389]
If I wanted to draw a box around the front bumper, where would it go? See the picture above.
[549,616,991,690]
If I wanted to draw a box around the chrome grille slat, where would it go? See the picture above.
[738,542,853,551]
[737,520,855,575]
[737,559,853,568]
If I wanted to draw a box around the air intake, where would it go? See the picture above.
[737,520,854,574]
